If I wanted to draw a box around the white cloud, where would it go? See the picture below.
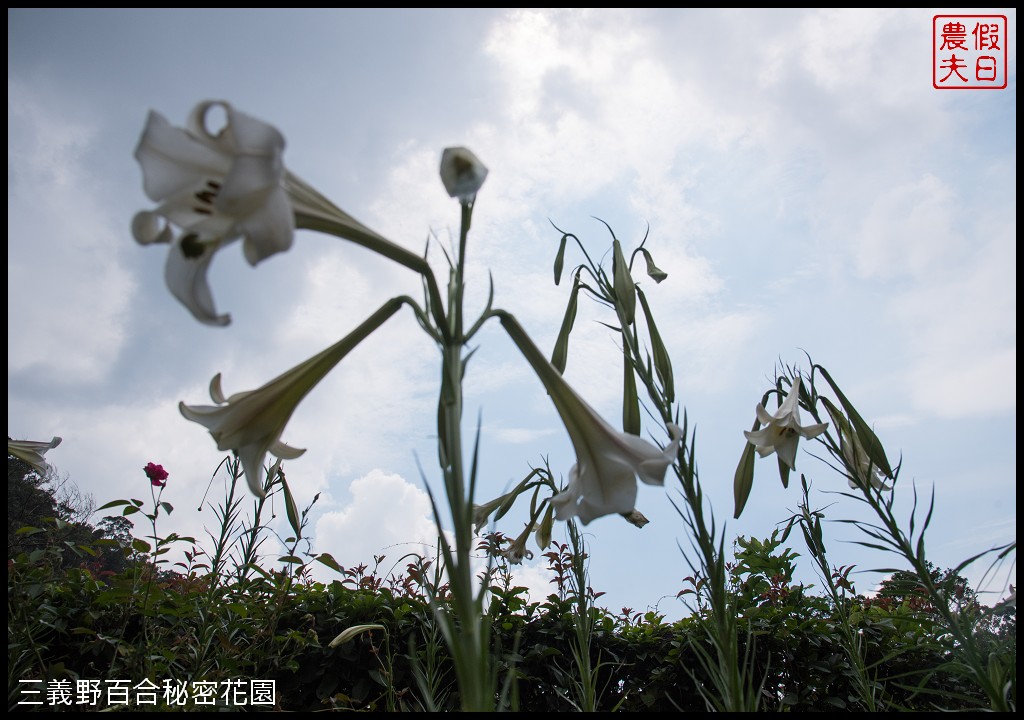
[312,470,556,605]
[487,426,559,444]
[7,79,136,383]
[854,174,961,280]
[895,222,1015,419]
[314,469,442,572]
[907,346,1015,419]
[506,560,557,605]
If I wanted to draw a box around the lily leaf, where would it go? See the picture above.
[97,500,133,511]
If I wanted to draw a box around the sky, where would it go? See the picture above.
[8,8,1016,617]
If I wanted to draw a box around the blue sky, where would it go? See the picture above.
[8,8,1016,615]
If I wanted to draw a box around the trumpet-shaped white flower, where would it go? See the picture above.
[472,492,513,535]
[499,312,681,525]
[180,370,309,499]
[551,418,682,526]
[328,624,386,648]
[743,378,827,470]
[440,147,488,203]
[8,436,62,476]
[134,100,407,326]
[133,101,294,325]
[501,530,534,565]
[179,298,405,498]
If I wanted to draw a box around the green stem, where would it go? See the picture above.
[433,201,494,712]
[296,214,450,342]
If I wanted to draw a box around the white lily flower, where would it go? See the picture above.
[472,493,510,535]
[501,528,534,565]
[8,436,62,476]
[134,101,386,327]
[132,100,295,325]
[180,370,309,499]
[439,147,488,203]
[180,299,406,498]
[550,418,682,526]
[743,378,828,471]
[498,312,681,525]
[328,623,386,648]
[842,427,892,491]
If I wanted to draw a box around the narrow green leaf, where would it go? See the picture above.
[159,501,174,516]
[278,555,304,564]
[131,538,151,554]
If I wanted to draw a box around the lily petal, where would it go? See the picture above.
[131,211,174,246]
[133,101,295,324]
[8,436,62,476]
[164,233,231,327]
[135,110,229,201]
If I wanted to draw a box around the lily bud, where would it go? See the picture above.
[612,239,636,325]
[440,146,488,203]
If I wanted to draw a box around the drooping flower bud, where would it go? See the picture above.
[440,147,488,203]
